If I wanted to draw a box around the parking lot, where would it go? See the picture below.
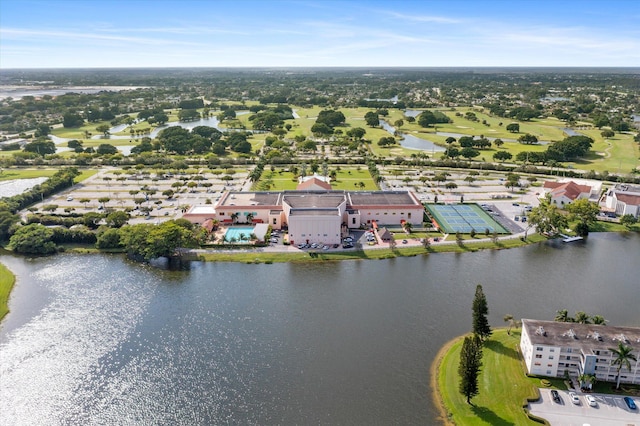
[529,389,640,426]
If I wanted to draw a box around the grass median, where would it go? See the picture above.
[435,329,544,425]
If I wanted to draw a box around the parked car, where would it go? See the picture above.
[624,396,637,410]
[551,390,561,403]
[66,196,73,201]
[569,392,580,405]
[586,395,597,407]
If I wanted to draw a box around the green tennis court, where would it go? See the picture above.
[425,203,509,234]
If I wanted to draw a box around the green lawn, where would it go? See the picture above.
[0,167,97,182]
[253,167,378,191]
[437,329,545,425]
[0,262,16,321]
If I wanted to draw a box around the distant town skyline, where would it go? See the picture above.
[1,0,638,69]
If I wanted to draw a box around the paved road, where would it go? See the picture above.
[530,389,640,426]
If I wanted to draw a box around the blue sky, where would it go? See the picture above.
[1,0,638,68]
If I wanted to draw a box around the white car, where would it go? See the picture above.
[585,395,597,407]
[569,392,580,405]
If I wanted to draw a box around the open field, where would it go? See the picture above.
[253,167,378,191]
[0,167,96,182]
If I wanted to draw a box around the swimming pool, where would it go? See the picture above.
[224,226,255,242]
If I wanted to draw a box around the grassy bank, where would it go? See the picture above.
[0,262,16,320]
[198,235,547,263]
[435,329,546,425]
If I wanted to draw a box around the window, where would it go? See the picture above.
[408,212,412,219]
[567,348,572,353]
[219,212,225,216]
[273,218,277,225]
[535,354,542,359]
[534,362,541,366]
[546,370,552,375]
[536,347,543,351]
[352,218,356,225]
[549,356,554,360]
[547,364,553,367]
[550,348,555,352]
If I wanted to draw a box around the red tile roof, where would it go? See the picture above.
[544,181,591,201]
[296,177,332,191]
[616,193,640,206]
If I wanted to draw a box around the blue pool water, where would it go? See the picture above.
[225,226,254,242]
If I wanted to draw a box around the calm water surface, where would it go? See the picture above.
[1,233,639,425]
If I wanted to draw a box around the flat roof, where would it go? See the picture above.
[219,191,281,207]
[348,191,419,206]
[188,206,216,214]
[283,193,345,209]
[522,319,640,354]
[289,209,340,216]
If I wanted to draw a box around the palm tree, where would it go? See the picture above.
[246,213,254,224]
[578,373,596,391]
[403,222,413,234]
[592,315,607,325]
[574,311,591,324]
[230,212,239,224]
[554,309,573,323]
[609,343,637,389]
[503,314,514,335]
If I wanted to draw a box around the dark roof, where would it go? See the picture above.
[283,193,345,209]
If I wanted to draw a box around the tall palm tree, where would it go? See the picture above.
[554,309,573,323]
[609,343,637,389]
[230,212,238,224]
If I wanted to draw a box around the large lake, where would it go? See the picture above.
[1,233,639,424]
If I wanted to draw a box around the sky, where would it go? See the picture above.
[0,0,638,68]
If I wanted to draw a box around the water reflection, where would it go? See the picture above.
[1,233,639,424]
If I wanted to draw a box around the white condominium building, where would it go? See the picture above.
[520,319,640,385]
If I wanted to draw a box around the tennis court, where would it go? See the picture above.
[425,203,509,234]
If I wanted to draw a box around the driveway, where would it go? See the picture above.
[529,389,640,426]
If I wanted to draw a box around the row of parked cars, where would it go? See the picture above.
[552,390,637,409]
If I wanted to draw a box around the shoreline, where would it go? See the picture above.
[430,334,463,426]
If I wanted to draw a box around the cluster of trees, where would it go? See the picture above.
[8,216,204,260]
[458,285,492,404]
[525,195,601,237]
[311,109,346,136]
[137,107,169,125]
[517,135,594,165]
[248,105,293,131]
[418,110,451,128]
[156,125,227,155]
[0,168,80,241]
[554,309,607,325]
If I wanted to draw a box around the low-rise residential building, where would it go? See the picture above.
[605,184,640,218]
[520,319,640,385]
[542,180,596,206]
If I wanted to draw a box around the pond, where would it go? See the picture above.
[1,233,639,424]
